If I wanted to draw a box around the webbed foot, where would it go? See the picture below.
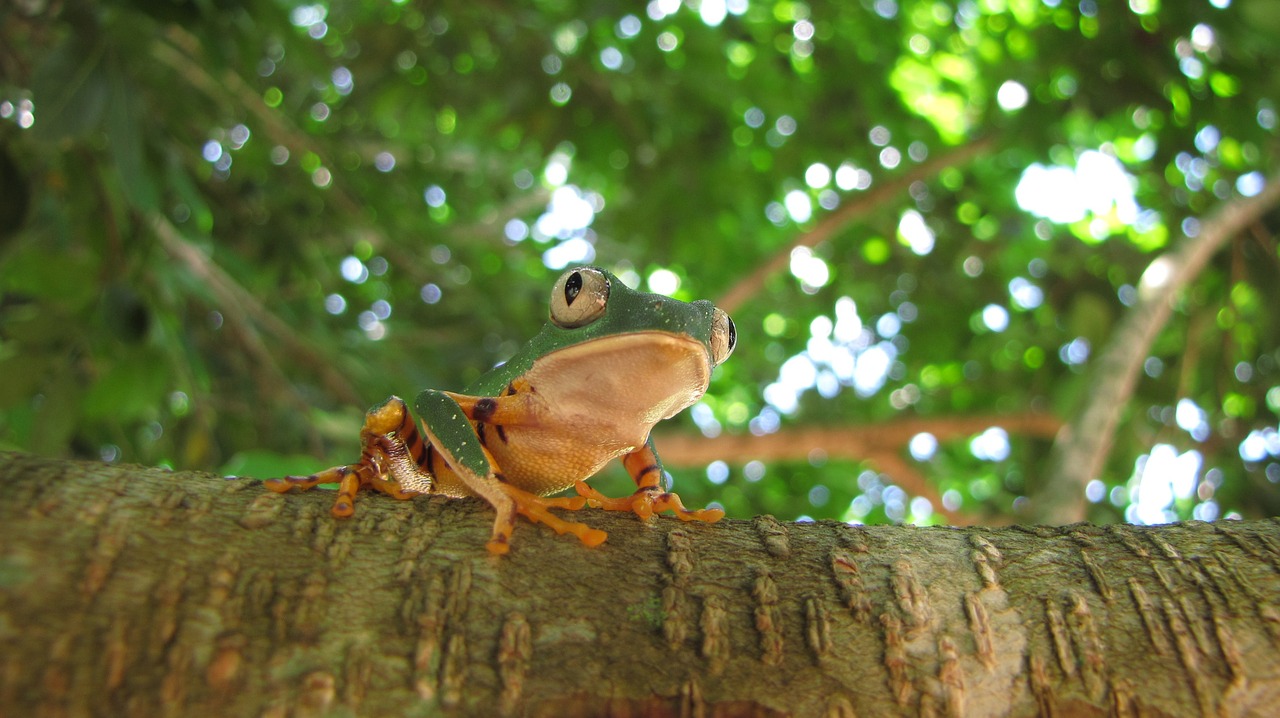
[489,483,606,554]
[263,463,372,517]
[574,481,725,524]
[262,395,431,518]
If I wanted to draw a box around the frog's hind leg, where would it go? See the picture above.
[415,388,606,554]
[263,395,429,517]
[263,467,342,493]
[575,439,725,524]
[263,463,368,517]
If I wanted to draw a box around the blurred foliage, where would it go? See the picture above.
[1,0,1278,526]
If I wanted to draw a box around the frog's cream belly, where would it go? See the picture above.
[487,430,634,495]
[489,332,711,496]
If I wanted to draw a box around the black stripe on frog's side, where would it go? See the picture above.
[425,442,439,478]
[506,380,537,395]
[474,398,497,421]
[403,420,428,466]
[473,396,510,444]
[476,420,509,446]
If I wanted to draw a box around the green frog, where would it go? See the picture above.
[264,266,735,554]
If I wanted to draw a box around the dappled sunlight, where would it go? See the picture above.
[788,248,830,292]
[969,427,1010,462]
[1014,150,1142,235]
[646,268,681,296]
[1128,444,1205,525]
[897,209,935,255]
[1176,398,1210,442]
[289,3,328,39]
[841,470,935,524]
[487,150,606,270]
[995,80,1028,111]
[908,432,938,461]
[1239,426,1280,464]
[760,294,912,418]
[980,304,1009,333]
[0,98,36,128]
[5,0,1279,534]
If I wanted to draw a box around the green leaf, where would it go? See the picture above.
[28,358,81,455]
[29,37,109,142]
[0,245,100,309]
[82,348,171,421]
[220,450,332,481]
[105,59,159,212]
[0,352,54,410]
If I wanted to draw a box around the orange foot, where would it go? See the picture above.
[574,481,725,523]
[488,483,607,555]
[263,464,368,517]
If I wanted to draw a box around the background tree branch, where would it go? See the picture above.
[656,412,1063,525]
[715,137,996,315]
[4,452,1279,717]
[1035,173,1280,524]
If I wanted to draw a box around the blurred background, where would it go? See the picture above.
[2,0,1278,527]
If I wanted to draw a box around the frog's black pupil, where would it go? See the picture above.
[727,317,737,350]
[565,271,583,305]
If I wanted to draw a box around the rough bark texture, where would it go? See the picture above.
[2,452,1279,717]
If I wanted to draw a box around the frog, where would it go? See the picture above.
[264,266,736,554]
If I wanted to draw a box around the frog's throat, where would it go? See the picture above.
[523,331,713,425]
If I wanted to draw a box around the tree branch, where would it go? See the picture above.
[150,213,364,409]
[1035,173,1280,524]
[715,137,996,314]
[151,26,550,291]
[657,412,1061,525]
[151,28,361,217]
[3,452,1279,717]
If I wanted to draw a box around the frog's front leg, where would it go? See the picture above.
[439,379,541,429]
[416,389,605,554]
[575,438,725,524]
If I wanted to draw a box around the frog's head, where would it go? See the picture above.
[544,266,735,370]
[474,266,735,415]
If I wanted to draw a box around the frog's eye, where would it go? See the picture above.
[550,267,610,328]
[709,308,736,366]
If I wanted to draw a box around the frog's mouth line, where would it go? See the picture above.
[533,330,713,375]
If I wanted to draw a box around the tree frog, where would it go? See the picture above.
[265,266,736,554]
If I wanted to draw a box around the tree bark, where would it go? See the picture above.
[2,452,1278,717]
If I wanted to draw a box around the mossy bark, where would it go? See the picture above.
[1,452,1278,717]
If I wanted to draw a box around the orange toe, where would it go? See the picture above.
[575,481,722,525]
[498,484,607,548]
